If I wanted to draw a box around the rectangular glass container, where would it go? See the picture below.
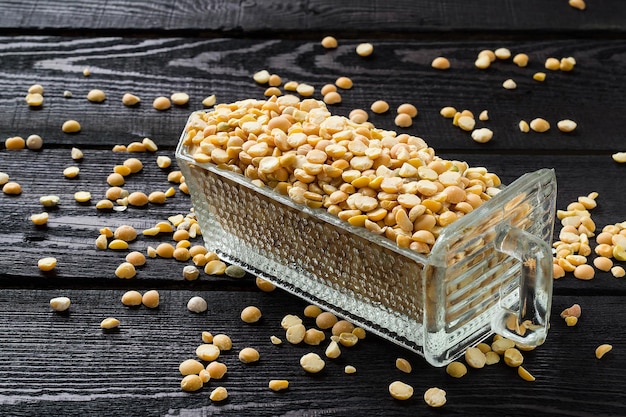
[176,112,557,366]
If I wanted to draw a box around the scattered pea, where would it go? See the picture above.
[315,311,338,329]
[296,83,314,97]
[611,266,625,278]
[503,348,524,367]
[62,120,81,133]
[185,296,207,313]
[100,317,120,330]
[50,296,71,312]
[180,374,203,392]
[286,323,306,344]
[611,152,626,163]
[471,128,493,143]
[512,53,529,67]
[212,334,232,351]
[300,352,325,373]
[241,306,262,323]
[557,119,577,133]
[344,365,357,374]
[122,93,141,106]
[253,69,271,84]
[209,386,228,402]
[325,340,341,358]
[239,347,260,363]
[115,262,136,279]
[395,358,412,374]
[0,172,9,186]
[303,304,322,318]
[321,36,338,49]
[303,328,326,345]
[533,72,546,82]
[423,387,446,407]
[25,134,43,150]
[28,84,44,94]
[517,366,535,381]
[179,359,204,376]
[202,94,216,107]
[206,361,228,379]
[25,93,44,107]
[140,290,159,308]
[530,118,550,133]
[356,42,373,57]
[446,361,467,378]
[370,100,389,114]
[574,264,595,280]
[465,347,486,368]
[171,92,190,106]
[87,89,106,103]
[595,344,613,359]
[431,56,450,70]
[502,79,517,89]
[388,381,413,401]
[268,379,289,391]
[31,212,49,226]
[1,182,19,197]
[38,257,57,271]
[394,113,412,128]
[153,96,171,111]
[5,136,25,150]
[182,265,200,281]
[127,191,149,206]
[485,351,501,365]
[121,290,142,306]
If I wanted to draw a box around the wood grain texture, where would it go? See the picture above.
[0,289,624,417]
[1,37,625,153]
[0,0,624,34]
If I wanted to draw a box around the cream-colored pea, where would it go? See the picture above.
[424,387,446,407]
[504,348,524,367]
[153,96,171,110]
[531,72,546,83]
[270,335,282,345]
[256,276,276,292]
[478,110,489,121]
[100,317,120,330]
[241,306,262,323]
[518,366,536,381]
[530,118,550,132]
[611,266,626,278]
[213,334,232,351]
[0,172,9,186]
[142,137,158,152]
[74,191,91,203]
[545,57,560,70]
[123,157,143,173]
[395,358,412,374]
[321,36,338,48]
[519,120,530,133]
[114,225,137,242]
[595,344,613,359]
[491,337,516,354]
[344,365,357,374]
[315,311,338,329]
[557,119,577,133]
[127,192,149,206]
[304,304,322,318]
[94,234,108,250]
[196,344,221,362]
[458,116,476,131]
[122,93,141,106]
[156,155,172,169]
[209,386,228,402]
[180,374,203,392]
[485,351,501,365]
[303,328,326,345]
[206,361,227,379]
[179,359,205,376]
[502,79,517,90]
[142,290,159,308]
[286,323,306,344]
[2,181,20,195]
[300,352,325,373]
[121,290,142,306]
[268,74,281,87]
[25,134,43,150]
[82,67,91,76]
[38,257,57,271]
[446,361,467,378]
[389,381,413,401]
[494,47,511,59]
[204,259,227,275]
[370,100,389,114]
[170,92,189,106]
[296,83,315,97]
[335,76,353,89]
[323,91,342,105]
[253,69,271,84]
[320,84,337,96]
[62,120,81,133]
[148,191,166,204]
[182,265,199,281]
[202,94,216,107]
[574,264,595,280]
[471,127,493,143]
[264,87,281,97]
[465,347,486,368]
[593,257,613,272]
[86,89,106,103]
[106,173,125,186]
[560,57,576,72]
[349,108,368,124]
[239,347,260,363]
[201,331,213,344]
[28,84,44,94]
[356,42,374,57]
[475,55,491,69]
[268,379,289,391]
[431,56,450,70]
[512,53,529,67]
[325,340,341,358]
[50,296,71,312]
[115,262,136,279]
[394,113,413,128]
[31,212,49,226]
[25,93,44,107]
[187,296,208,313]
[397,103,418,118]
[5,136,25,150]
[612,152,626,163]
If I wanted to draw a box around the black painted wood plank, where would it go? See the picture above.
[0,0,624,34]
[1,37,624,152]
[0,288,623,417]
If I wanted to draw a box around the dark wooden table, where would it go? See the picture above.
[1,1,625,416]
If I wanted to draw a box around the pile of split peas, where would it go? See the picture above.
[1,29,623,408]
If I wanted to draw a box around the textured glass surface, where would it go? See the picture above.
[176,115,557,366]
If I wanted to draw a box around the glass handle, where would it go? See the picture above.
[492,223,553,347]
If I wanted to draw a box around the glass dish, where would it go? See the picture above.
[176,111,557,366]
